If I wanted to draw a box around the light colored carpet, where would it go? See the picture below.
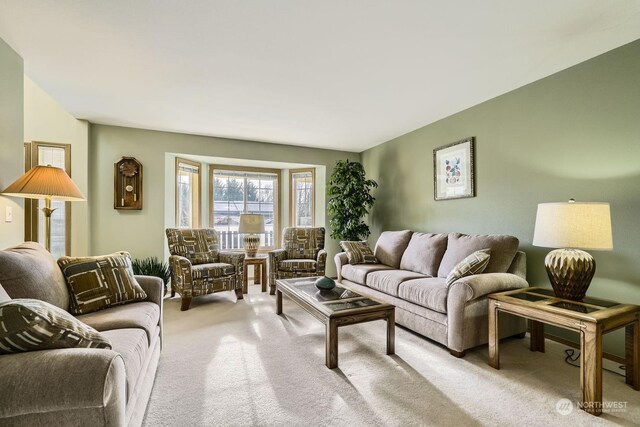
[143,285,640,426]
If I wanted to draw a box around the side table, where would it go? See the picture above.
[243,255,268,294]
[488,287,640,416]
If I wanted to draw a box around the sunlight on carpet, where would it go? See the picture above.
[142,286,640,427]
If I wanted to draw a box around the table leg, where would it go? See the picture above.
[387,309,395,355]
[242,263,249,294]
[261,262,267,293]
[530,320,545,352]
[488,299,500,369]
[254,264,261,285]
[626,319,640,390]
[580,324,603,416]
[276,288,282,315]
[326,319,338,369]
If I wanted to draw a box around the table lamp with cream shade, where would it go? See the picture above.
[532,199,613,301]
[239,213,265,257]
[1,165,85,252]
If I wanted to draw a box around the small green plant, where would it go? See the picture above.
[327,160,378,241]
[132,257,170,294]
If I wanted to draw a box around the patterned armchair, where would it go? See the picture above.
[166,228,245,311]
[268,227,327,294]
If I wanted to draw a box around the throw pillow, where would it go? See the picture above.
[446,249,491,286]
[58,252,147,315]
[340,241,379,265]
[0,299,111,354]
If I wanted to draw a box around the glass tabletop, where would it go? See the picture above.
[279,277,383,312]
[505,287,622,314]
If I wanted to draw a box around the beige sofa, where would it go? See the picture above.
[0,243,163,426]
[335,230,528,356]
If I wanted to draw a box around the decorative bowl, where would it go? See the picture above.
[315,276,336,290]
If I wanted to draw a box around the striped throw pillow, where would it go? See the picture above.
[340,241,379,265]
[0,299,111,354]
[58,252,147,315]
[446,249,491,286]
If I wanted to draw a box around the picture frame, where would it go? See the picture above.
[433,137,475,201]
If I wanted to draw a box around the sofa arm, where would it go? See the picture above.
[219,251,245,290]
[135,275,164,306]
[268,249,286,285]
[334,252,349,282]
[316,249,327,276]
[449,273,529,303]
[135,275,164,347]
[0,349,126,425]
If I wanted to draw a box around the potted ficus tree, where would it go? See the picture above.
[327,160,378,241]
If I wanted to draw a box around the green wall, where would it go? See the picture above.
[362,39,640,356]
[89,124,359,276]
[0,37,24,249]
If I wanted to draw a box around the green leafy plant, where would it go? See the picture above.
[327,160,378,241]
[131,257,171,294]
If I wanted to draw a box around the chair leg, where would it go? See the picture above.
[235,288,244,300]
[171,289,176,297]
[180,297,192,311]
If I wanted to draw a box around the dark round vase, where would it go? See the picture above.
[315,276,335,290]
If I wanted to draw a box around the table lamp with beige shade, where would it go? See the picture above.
[239,213,265,257]
[532,199,613,301]
[1,165,85,252]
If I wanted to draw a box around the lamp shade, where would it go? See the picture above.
[532,201,612,250]
[238,214,265,234]
[1,165,85,201]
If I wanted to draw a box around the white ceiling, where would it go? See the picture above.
[1,1,639,152]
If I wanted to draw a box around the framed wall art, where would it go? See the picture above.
[433,137,475,201]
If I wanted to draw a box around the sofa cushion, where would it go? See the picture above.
[400,233,449,277]
[340,241,378,265]
[76,301,160,345]
[0,242,70,311]
[398,277,449,314]
[191,262,235,279]
[101,328,149,402]
[278,259,317,272]
[58,252,147,315]
[365,269,426,297]
[446,249,491,286]
[438,233,519,277]
[374,230,413,268]
[341,263,393,284]
[0,299,111,354]
[0,284,10,303]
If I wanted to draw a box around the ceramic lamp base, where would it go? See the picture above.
[544,248,596,301]
[243,234,260,257]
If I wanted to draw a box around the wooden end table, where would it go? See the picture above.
[276,277,395,369]
[242,255,268,294]
[488,287,640,416]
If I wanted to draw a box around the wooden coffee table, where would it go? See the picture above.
[275,277,395,369]
[488,287,640,416]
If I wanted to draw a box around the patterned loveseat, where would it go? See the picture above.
[166,228,245,311]
[268,227,327,294]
